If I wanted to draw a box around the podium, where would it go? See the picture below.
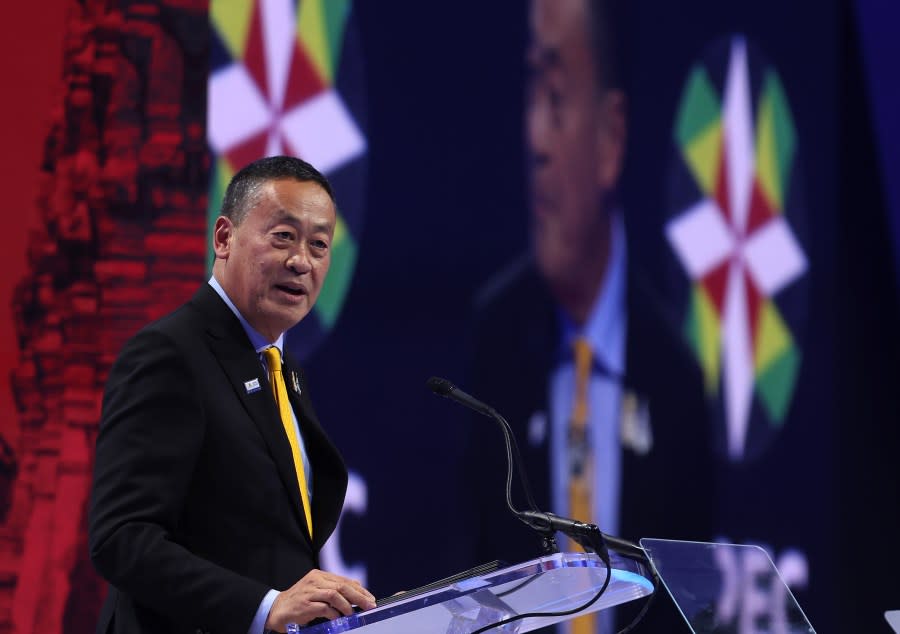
[303,551,653,633]
[302,540,817,633]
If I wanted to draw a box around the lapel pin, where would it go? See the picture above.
[291,371,301,395]
[528,410,547,447]
[244,378,261,394]
[620,390,653,455]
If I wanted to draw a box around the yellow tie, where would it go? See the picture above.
[263,347,313,539]
[569,337,596,634]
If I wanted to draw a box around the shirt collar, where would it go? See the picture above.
[208,276,285,356]
[558,211,627,377]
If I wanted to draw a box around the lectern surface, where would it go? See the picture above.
[303,551,653,634]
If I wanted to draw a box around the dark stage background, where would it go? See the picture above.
[0,1,897,633]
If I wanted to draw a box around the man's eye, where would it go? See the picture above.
[311,239,329,250]
[274,231,294,240]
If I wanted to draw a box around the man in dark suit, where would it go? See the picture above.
[88,156,376,634]
[465,0,712,630]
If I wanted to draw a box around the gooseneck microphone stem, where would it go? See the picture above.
[427,376,649,569]
[426,376,540,517]
[428,376,658,634]
[427,376,663,634]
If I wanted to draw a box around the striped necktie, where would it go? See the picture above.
[263,346,313,539]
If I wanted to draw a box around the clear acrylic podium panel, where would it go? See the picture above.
[640,539,816,633]
[303,551,653,634]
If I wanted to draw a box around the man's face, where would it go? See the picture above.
[526,0,624,287]
[213,178,336,342]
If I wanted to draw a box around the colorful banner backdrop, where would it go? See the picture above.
[208,0,367,361]
[664,35,809,463]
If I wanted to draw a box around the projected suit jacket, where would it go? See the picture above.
[88,284,348,634]
[464,254,714,564]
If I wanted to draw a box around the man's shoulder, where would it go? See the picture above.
[474,254,549,319]
[119,284,229,353]
[624,271,707,418]
[136,289,205,334]
[469,255,558,375]
[625,273,693,366]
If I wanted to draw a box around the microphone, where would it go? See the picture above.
[426,376,497,419]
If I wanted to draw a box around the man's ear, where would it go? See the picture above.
[595,88,627,191]
[212,216,234,260]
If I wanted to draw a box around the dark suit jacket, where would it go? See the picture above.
[464,256,713,630]
[88,284,348,634]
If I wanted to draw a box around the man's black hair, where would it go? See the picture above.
[221,155,335,225]
[587,0,625,92]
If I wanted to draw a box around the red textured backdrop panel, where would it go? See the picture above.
[0,1,209,632]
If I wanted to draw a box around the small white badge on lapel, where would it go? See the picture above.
[528,410,548,447]
[620,391,653,455]
[244,378,261,394]
[291,371,301,396]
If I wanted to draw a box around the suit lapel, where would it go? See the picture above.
[516,265,559,510]
[220,340,311,537]
[282,359,348,549]
[191,286,311,539]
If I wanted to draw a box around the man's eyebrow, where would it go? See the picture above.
[310,221,334,235]
[269,212,301,227]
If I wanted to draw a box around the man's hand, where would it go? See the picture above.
[264,569,376,632]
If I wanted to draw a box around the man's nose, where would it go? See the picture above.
[286,247,312,274]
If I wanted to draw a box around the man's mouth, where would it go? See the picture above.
[275,284,307,297]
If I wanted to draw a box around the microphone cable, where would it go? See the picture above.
[467,554,611,634]
[464,555,659,634]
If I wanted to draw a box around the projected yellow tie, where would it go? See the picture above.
[263,346,313,539]
[569,337,595,634]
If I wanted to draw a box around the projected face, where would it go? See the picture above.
[526,0,625,315]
